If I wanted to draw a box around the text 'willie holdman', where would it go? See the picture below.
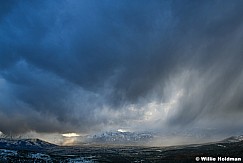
[196,156,242,161]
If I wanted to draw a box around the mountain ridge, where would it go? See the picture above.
[0,134,243,162]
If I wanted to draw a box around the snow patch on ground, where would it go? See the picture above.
[29,152,52,161]
[65,157,94,163]
[0,149,17,156]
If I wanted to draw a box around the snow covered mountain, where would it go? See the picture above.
[222,135,243,143]
[86,131,154,144]
[0,138,92,162]
[0,138,56,151]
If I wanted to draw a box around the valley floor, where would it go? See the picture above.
[0,137,243,162]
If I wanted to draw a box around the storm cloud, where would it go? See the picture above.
[0,0,243,136]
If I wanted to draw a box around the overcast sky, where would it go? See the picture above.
[0,0,243,136]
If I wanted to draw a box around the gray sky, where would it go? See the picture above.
[0,0,243,136]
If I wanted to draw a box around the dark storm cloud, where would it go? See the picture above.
[0,0,243,135]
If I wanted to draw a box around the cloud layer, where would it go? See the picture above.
[0,0,243,136]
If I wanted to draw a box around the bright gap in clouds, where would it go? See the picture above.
[117,129,128,133]
[62,133,80,138]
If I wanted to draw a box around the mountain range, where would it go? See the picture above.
[0,134,243,162]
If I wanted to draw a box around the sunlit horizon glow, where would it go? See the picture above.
[62,133,80,138]
[117,129,128,133]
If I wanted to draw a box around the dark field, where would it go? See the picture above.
[1,136,243,162]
